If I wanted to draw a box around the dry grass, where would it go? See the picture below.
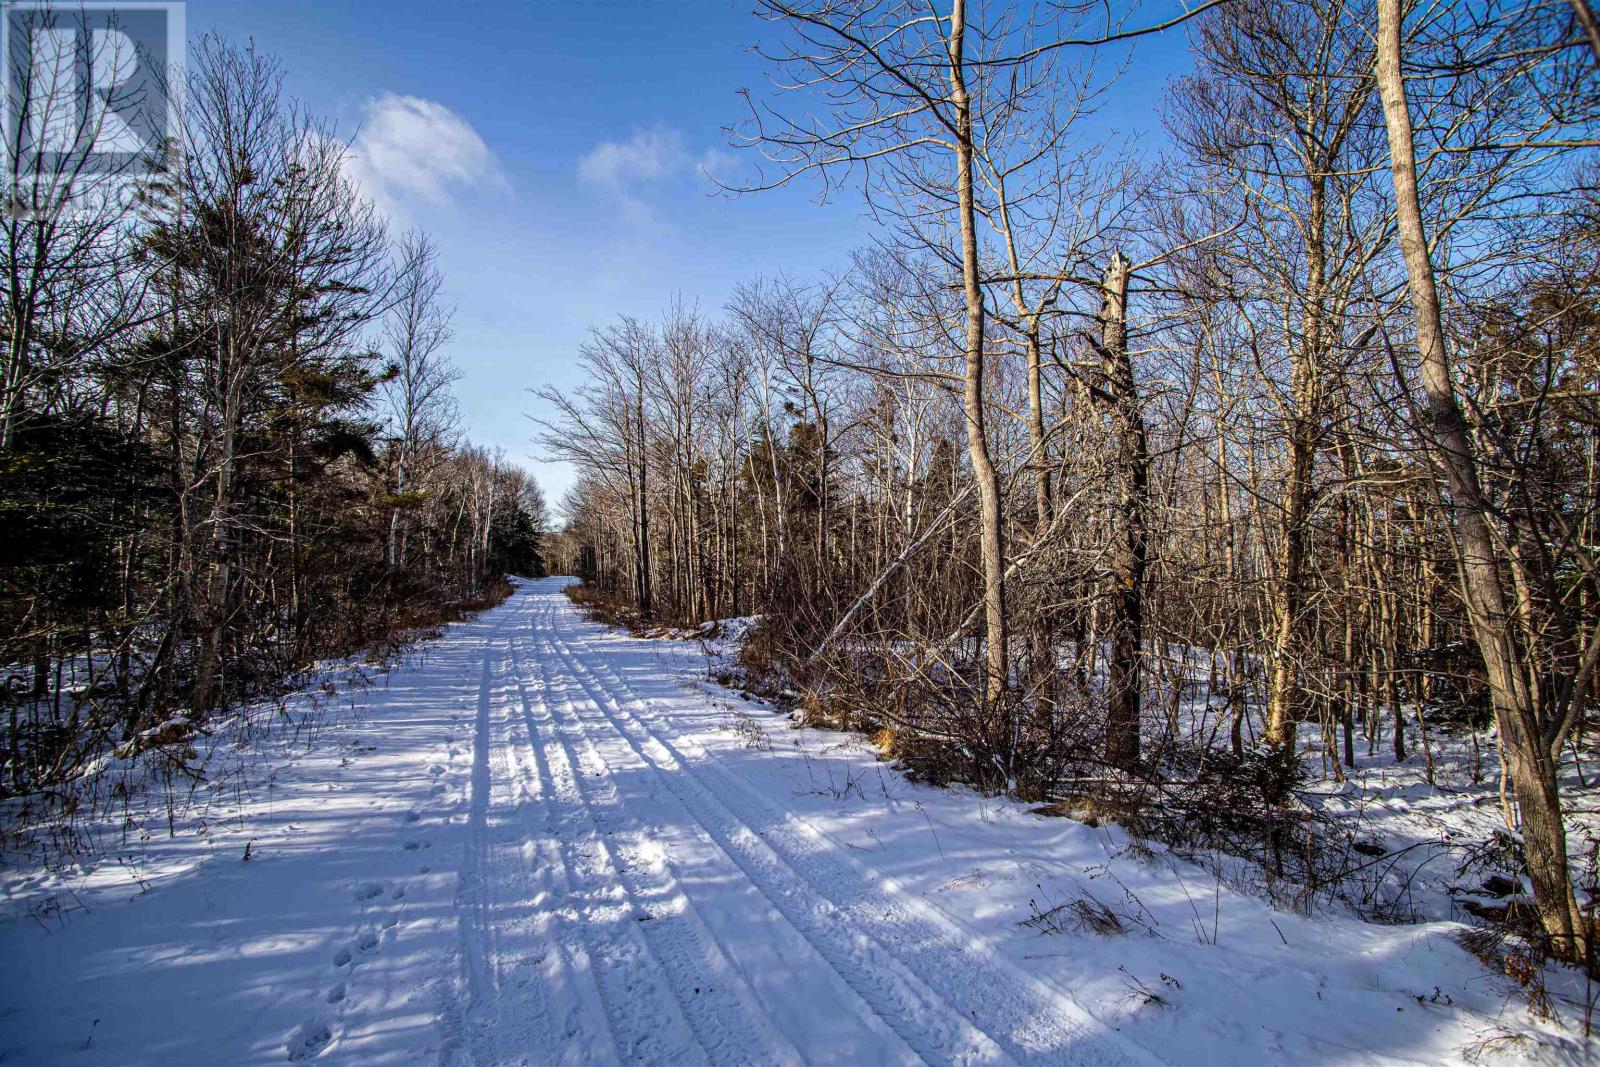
[1022,891,1128,937]
[563,584,650,633]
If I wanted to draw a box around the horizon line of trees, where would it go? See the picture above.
[1,32,546,798]
[541,0,1600,965]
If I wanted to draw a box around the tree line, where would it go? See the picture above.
[1,35,545,797]
[541,0,1600,965]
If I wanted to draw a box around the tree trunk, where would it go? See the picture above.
[1026,328,1051,534]
[949,0,1009,716]
[636,381,653,618]
[1375,0,1587,963]
[1266,178,1328,748]
[1099,252,1146,770]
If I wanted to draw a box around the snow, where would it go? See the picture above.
[1,577,1591,1064]
[1137,643,1600,934]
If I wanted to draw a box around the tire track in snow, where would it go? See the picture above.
[541,591,1161,1067]
[498,612,707,1065]
[509,620,808,1067]
[527,616,927,1064]
[533,597,1016,1066]
[459,628,613,1067]
[451,641,501,1064]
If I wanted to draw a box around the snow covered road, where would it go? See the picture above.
[5,577,1554,1065]
[453,579,1152,1067]
[3,578,1146,1065]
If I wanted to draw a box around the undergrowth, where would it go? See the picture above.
[0,576,518,869]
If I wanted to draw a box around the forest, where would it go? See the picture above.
[0,36,547,799]
[539,0,1600,975]
[5,0,1600,1058]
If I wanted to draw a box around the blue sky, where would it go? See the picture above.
[183,0,1196,511]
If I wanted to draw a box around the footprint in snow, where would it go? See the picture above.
[355,883,385,902]
[332,932,377,968]
[286,1018,333,1061]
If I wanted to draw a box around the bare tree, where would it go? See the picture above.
[1375,0,1597,963]
[382,229,458,571]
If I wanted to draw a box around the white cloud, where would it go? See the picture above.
[347,93,507,218]
[577,127,688,192]
[577,127,736,224]
[696,146,741,185]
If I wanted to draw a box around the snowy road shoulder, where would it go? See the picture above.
[1,608,497,1064]
[1,577,1585,1065]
